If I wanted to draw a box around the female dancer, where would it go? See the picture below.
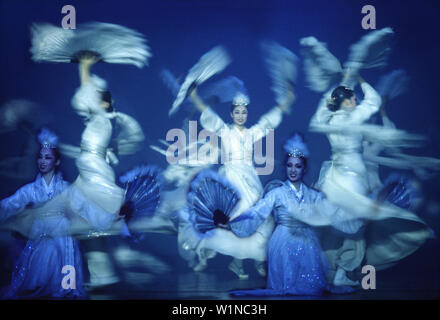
[189,134,362,295]
[66,53,146,288]
[0,128,115,299]
[27,22,150,289]
[310,72,431,285]
[29,21,149,216]
[187,85,294,278]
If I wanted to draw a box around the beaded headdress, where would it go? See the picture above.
[283,133,309,158]
[38,127,59,149]
[232,92,250,107]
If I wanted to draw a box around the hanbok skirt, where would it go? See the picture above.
[1,216,86,299]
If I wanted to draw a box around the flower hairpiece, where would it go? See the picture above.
[283,134,309,158]
[38,127,59,149]
[232,92,250,106]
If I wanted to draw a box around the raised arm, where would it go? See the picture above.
[189,88,209,113]
[250,90,294,141]
[309,88,334,130]
[78,54,99,86]
[114,112,145,155]
[350,75,381,123]
[71,57,106,118]
[196,94,228,135]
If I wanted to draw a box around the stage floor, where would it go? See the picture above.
[85,234,440,300]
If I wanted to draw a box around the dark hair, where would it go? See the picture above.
[327,86,354,112]
[100,90,114,113]
[39,146,61,161]
[52,147,61,161]
[230,104,248,113]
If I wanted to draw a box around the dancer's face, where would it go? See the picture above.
[342,95,357,110]
[230,105,248,127]
[37,148,59,174]
[100,101,111,110]
[286,156,305,183]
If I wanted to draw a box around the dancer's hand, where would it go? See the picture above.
[115,212,125,221]
[119,201,134,223]
[216,223,231,230]
[187,82,198,98]
[355,73,365,84]
[106,149,119,166]
[78,52,100,85]
[213,209,229,228]
[188,86,208,112]
[79,52,100,66]
[343,67,353,82]
[25,201,35,209]
[278,90,295,114]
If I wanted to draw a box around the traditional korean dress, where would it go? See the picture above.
[0,171,115,299]
[311,82,431,276]
[64,75,145,216]
[190,106,284,262]
[229,181,361,296]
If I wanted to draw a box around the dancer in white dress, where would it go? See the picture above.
[311,71,431,285]
[165,43,297,278]
[66,53,146,288]
[187,85,294,278]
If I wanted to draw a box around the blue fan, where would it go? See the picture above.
[187,170,241,234]
[377,173,421,210]
[119,165,162,224]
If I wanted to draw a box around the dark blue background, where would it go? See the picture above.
[0,0,439,297]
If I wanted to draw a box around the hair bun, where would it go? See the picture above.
[326,99,339,112]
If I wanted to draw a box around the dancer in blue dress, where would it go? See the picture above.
[0,128,115,299]
[188,134,362,295]
[227,134,363,295]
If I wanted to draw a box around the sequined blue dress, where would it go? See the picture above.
[0,172,115,299]
[229,181,362,296]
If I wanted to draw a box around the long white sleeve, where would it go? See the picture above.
[200,107,228,135]
[250,107,283,141]
[0,184,33,223]
[310,88,333,129]
[114,112,145,155]
[67,186,115,232]
[350,82,381,123]
[71,75,107,119]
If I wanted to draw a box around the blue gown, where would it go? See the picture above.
[0,172,115,299]
[229,181,362,296]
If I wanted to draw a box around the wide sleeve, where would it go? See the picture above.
[350,82,381,123]
[381,114,396,129]
[0,183,34,223]
[71,75,107,119]
[114,112,145,155]
[229,188,278,237]
[66,186,115,232]
[200,107,228,135]
[309,88,333,130]
[363,113,397,158]
[305,192,364,234]
[250,107,283,141]
[58,143,82,159]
